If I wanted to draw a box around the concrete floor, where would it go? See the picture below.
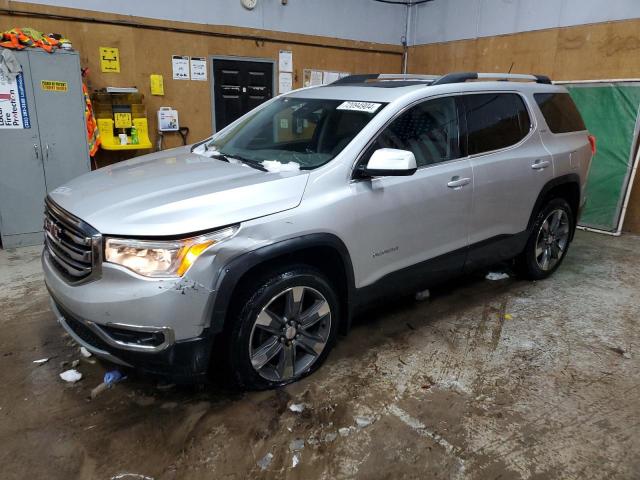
[0,231,638,480]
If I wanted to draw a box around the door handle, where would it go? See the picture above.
[531,159,551,170]
[45,143,50,161]
[447,176,471,189]
[33,144,40,161]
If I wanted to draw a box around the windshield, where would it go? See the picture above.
[204,97,386,170]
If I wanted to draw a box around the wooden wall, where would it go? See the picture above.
[408,18,640,234]
[0,1,402,156]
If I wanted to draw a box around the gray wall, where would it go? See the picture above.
[12,0,407,45]
[14,0,640,46]
[410,0,640,45]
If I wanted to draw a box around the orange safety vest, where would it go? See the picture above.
[0,28,60,52]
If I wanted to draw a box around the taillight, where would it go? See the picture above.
[587,134,597,156]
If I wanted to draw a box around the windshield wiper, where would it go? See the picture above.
[209,152,230,162]
[225,154,268,172]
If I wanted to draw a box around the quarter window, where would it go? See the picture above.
[369,96,461,167]
[464,93,532,155]
[534,93,586,134]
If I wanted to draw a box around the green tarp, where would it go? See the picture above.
[565,83,640,231]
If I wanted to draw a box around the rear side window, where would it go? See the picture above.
[534,93,586,133]
[464,93,532,155]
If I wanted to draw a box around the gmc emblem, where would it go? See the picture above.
[44,218,63,241]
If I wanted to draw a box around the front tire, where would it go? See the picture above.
[224,266,339,390]
[516,198,574,280]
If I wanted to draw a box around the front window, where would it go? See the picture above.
[205,97,386,170]
[366,96,461,167]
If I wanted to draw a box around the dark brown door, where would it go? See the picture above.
[213,58,273,131]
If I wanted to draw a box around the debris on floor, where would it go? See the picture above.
[610,346,632,359]
[32,358,49,365]
[415,289,430,301]
[292,453,300,468]
[91,370,126,399]
[504,313,513,320]
[485,272,510,281]
[59,369,82,383]
[110,474,154,480]
[323,432,338,443]
[338,427,352,437]
[288,402,306,413]
[257,452,273,470]
[80,347,92,358]
[355,415,374,428]
[71,359,79,368]
[289,439,305,451]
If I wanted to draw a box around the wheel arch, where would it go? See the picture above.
[210,233,356,336]
[527,174,581,240]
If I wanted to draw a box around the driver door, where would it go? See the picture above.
[343,95,473,293]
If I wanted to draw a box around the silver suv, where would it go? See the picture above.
[43,72,594,389]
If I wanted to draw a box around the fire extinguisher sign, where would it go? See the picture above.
[0,71,31,129]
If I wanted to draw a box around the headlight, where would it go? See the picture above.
[104,226,238,278]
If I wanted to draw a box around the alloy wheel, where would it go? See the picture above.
[535,208,570,271]
[248,286,332,381]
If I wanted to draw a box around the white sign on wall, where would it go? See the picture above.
[279,50,293,73]
[190,57,207,81]
[172,55,190,80]
[0,71,30,129]
[278,72,293,94]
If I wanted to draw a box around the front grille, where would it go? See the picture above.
[44,197,102,283]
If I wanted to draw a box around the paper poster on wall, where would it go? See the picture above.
[99,47,120,73]
[172,55,190,80]
[0,71,30,129]
[310,70,323,86]
[279,72,293,94]
[190,57,207,81]
[150,74,164,95]
[279,50,293,73]
[322,71,340,85]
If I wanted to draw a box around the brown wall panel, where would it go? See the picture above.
[1,2,402,153]
[408,18,640,233]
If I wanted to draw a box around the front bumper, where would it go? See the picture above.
[43,248,219,382]
[50,297,214,382]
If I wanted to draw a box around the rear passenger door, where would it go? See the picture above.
[463,92,553,269]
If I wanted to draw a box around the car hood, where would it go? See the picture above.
[49,147,310,237]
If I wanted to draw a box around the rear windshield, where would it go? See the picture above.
[206,97,386,170]
[534,93,586,133]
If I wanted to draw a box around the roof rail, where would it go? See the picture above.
[431,72,552,86]
[332,73,438,85]
[332,74,380,85]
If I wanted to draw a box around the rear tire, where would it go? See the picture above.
[516,198,574,280]
[223,266,339,390]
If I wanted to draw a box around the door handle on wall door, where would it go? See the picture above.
[33,144,40,161]
[447,176,471,189]
[531,159,550,170]
[45,143,50,161]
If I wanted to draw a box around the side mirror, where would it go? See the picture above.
[361,148,417,177]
